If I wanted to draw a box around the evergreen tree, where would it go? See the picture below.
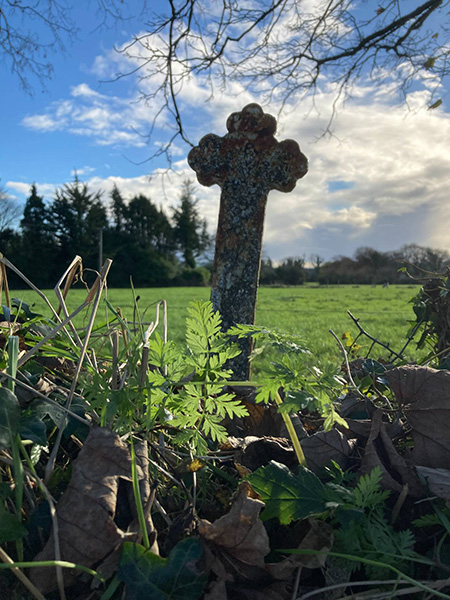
[51,175,107,269]
[276,257,306,285]
[110,184,127,233]
[20,184,57,285]
[172,180,210,269]
[125,194,173,254]
[106,191,177,287]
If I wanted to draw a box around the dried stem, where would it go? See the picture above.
[329,329,366,400]
[347,310,405,361]
[0,547,46,600]
[45,259,112,484]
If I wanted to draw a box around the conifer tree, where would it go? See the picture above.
[20,184,57,285]
[172,180,210,269]
[51,175,107,269]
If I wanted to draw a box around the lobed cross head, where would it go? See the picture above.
[188,103,308,379]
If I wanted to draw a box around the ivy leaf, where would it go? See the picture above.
[362,359,386,376]
[19,413,47,445]
[118,538,207,600]
[0,387,20,449]
[0,504,28,543]
[247,461,327,524]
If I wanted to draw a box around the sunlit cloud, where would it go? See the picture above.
[12,27,450,262]
[21,84,150,148]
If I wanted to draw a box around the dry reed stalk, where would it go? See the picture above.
[17,300,94,369]
[0,255,78,350]
[44,259,113,484]
[54,256,82,318]
[0,547,46,600]
[53,256,94,366]
[139,300,168,386]
[111,330,119,390]
[0,255,11,311]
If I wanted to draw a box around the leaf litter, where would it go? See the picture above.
[1,257,450,599]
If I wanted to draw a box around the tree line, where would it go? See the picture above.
[260,245,450,286]
[1,178,448,289]
[1,178,211,289]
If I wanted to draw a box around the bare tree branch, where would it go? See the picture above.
[0,0,146,92]
[0,185,21,233]
[115,0,449,146]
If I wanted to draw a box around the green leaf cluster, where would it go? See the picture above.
[247,462,415,579]
[230,324,347,429]
[118,538,207,600]
[164,302,246,452]
[84,300,248,454]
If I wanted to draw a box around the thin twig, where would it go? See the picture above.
[391,483,409,524]
[0,546,46,600]
[153,497,172,526]
[329,329,366,400]
[347,311,404,361]
[291,566,302,600]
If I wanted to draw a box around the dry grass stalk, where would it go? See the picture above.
[54,255,83,318]
[0,546,46,600]
[0,256,11,311]
[0,255,79,351]
[44,259,113,484]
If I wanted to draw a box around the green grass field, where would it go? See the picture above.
[8,284,423,368]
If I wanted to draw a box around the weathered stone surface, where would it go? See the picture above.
[188,103,308,378]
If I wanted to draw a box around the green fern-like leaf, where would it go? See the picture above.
[353,467,391,509]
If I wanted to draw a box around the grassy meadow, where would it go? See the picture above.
[8,284,424,369]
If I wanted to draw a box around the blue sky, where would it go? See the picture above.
[2,1,450,263]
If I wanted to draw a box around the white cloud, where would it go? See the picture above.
[72,166,96,177]
[13,26,450,262]
[21,114,61,132]
[7,181,61,201]
[71,83,101,98]
[20,85,154,148]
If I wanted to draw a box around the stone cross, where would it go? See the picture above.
[188,103,308,379]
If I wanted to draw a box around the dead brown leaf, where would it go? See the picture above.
[29,427,157,594]
[387,365,450,468]
[206,577,290,600]
[267,519,333,581]
[228,582,291,600]
[301,429,356,474]
[416,466,450,500]
[198,481,270,567]
[360,409,423,496]
[236,436,296,471]
[204,578,229,600]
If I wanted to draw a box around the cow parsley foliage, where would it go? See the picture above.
[147,301,247,454]
[229,324,347,429]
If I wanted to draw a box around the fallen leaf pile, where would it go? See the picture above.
[24,364,450,599]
